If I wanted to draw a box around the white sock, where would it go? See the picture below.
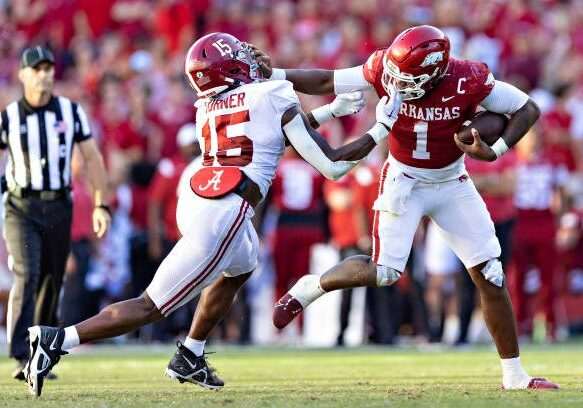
[184,337,206,357]
[501,357,531,389]
[289,275,326,308]
[62,326,80,351]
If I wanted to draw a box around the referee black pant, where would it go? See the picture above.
[5,194,72,362]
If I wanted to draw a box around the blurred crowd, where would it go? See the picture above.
[1,0,583,347]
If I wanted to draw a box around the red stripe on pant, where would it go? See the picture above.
[160,200,248,315]
[372,161,390,264]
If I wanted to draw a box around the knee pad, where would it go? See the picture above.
[376,265,402,287]
[481,259,504,287]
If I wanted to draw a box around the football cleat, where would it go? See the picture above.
[165,342,224,390]
[527,378,560,389]
[503,377,560,390]
[273,293,304,329]
[24,326,67,397]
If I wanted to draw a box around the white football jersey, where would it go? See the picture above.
[194,80,300,197]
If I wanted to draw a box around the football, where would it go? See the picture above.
[456,111,508,146]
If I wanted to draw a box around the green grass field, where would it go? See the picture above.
[1,343,582,407]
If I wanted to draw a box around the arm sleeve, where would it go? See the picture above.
[73,103,93,142]
[283,115,359,181]
[333,66,373,94]
[479,80,529,115]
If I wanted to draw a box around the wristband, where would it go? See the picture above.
[96,204,112,216]
[367,122,390,144]
[310,104,334,125]
[491,138,510,158]
[270,68,286,80]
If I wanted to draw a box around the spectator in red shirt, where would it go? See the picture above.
[151,76,194,159]
[147,123,200,262]
[154,0,194,53]
[110,0,151,41]
[75,0,116,39]
[512,127,568,340]
[324,172,360,345]
[270,149,326,315]
[542,85,578,171]
[555,210,583,328]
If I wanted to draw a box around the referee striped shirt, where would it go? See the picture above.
[0,95,92,191]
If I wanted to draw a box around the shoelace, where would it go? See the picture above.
[201,352,219,375]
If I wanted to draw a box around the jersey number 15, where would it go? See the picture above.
[201,110,254,166]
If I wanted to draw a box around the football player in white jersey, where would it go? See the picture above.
[23,32,401,396]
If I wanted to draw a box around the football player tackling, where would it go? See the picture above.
[23,32,399,397]
[257,25,558,390]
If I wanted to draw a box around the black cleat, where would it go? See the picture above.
[165,342,224,390]
[24,326,67,397]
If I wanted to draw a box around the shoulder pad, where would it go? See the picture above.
[363,49,386,85]
[262,80,300,113]
[461,60,494,95]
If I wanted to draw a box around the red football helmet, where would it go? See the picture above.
[382,25,450,100]
[184,32,260,98]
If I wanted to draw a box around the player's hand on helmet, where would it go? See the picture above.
[454,128,497,162]
[329,91,365,117]
[376,88,402,131]
[247,43,272,78]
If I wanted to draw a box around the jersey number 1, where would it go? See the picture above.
[412,121,430,160]
[201,110,253,166]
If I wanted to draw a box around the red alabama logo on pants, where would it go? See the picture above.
[191,166,243,198]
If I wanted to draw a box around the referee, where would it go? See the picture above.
[0,46,111,380]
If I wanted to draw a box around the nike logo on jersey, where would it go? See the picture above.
[441,96,455,102]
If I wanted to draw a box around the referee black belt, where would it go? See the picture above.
[9,186,71,201]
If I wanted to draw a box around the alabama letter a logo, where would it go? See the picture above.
[198,170,224,191]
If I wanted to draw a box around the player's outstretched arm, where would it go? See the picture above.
[281,93,400,180]
[250,44,371,95]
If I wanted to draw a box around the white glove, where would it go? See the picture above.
[310,91,365,125]
[376,88,402,130]
[329,91,365,117]
[367,89,402,144]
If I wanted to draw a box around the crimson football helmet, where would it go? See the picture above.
[184,32,260,98]
[382,25,450,100]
